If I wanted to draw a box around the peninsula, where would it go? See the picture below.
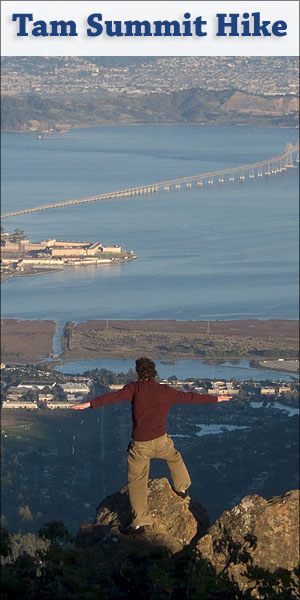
[1,230,136,281]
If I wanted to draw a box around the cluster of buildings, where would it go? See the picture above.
[161,378,293,398]
[2,237,122,255]
[1,363,295,411]
[1,56,299,98]
[1,236,135,276]
[2,375,93,410]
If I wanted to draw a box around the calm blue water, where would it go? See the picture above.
[2,125,299,327]
[54,357,295,382]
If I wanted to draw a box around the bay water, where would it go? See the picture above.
[55,357,295,383]
[1,125,299,378]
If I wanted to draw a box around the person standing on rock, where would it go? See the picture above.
[72,357,231,534]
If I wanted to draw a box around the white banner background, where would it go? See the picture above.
[1,1,299,56]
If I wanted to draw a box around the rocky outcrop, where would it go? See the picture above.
[76,481,299,597]
[196,489,299,596]
[2,482,298,599]
[76,477,209,556]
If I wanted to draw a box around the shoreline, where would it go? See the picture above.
[1,256,137,283]
[2,122,299,136]
[1,268,63,282]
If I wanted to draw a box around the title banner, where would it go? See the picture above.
[1,0,299,56]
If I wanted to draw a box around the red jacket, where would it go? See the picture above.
[90,378,218,441]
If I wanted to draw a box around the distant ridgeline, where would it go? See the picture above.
[1,88,298,132]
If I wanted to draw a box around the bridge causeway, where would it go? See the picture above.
[2,141,299,219]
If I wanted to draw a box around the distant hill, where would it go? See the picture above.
[1,88,298,132]
[2,56,298,130]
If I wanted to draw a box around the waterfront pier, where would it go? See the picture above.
[2,141,298,219]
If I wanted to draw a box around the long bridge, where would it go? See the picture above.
[2,141,299,219]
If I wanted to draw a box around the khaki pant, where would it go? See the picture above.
[127,433,191,526]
